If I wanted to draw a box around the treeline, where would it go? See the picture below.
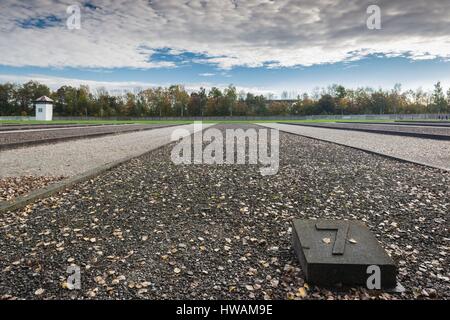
[1,81,450,117]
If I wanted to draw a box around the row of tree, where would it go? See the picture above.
[1,81,450,117]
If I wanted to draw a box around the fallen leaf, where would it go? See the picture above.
[322,238,331,244]
[34,288,45,296]
[298,287,307,298]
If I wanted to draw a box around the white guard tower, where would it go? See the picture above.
[35,96,54,121]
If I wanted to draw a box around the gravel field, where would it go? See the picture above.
[261,123,450,171]
[0,124,114,132]
[0,124,173,149]
[342,122,450,128]
[0,124,210,178]
[279,122,450,138]
[0,124,448,300]
[396,121,450,127]
[0,176,65,202]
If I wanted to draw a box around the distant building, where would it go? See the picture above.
[34,96,54,121]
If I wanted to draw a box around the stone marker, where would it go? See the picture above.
[292,219,397,288]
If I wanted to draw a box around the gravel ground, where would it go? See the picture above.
[396,121,450,126]
[279,122,450,138]
[0,124,115,132]
[261,123,450,171]
[0,124,172,148]
[0,176,65,202]
[0,124,211,178]
[0,124,448,300]
[342,122,450,128]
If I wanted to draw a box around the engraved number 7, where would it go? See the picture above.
[316,221,350,255]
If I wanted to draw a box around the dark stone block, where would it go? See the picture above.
[292,219,397,288]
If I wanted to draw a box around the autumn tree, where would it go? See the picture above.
[169,85,190,117]
[222,85,237,116]
[317,94,336,114]
[1,80,449,117]
[13,81,50,116]
[0,83,16,115]
[432,82,447,114]
[268,101,289,115]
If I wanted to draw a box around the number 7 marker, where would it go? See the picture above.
[316,221,349,255]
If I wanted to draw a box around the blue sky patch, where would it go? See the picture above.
[17,15,62,29]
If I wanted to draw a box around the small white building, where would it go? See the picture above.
[35,96,54,121]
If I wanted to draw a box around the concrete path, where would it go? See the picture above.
[0,124,213,178]
[258,123,450,171]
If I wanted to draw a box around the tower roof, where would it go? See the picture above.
[34,96,54,103]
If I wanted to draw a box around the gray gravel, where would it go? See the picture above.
[0,124,448,300]
[0,176,65,202]
[260,123,450,171]
[342,122,450,128]
[396,121,450,127]
[0,124,130,134]
[0,124,212,178]
[0,124,117,132]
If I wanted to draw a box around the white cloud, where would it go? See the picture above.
[0,73,157,92]
[0,73,274,96]
[0,0,450,69]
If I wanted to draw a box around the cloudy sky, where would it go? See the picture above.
[1,0,450,96]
